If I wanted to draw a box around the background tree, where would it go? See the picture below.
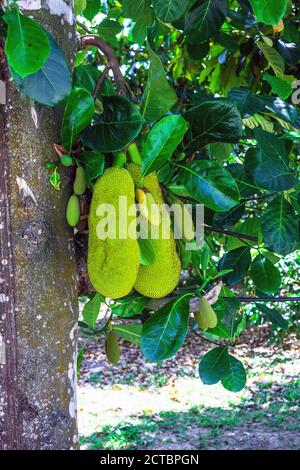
[0,0,299,450]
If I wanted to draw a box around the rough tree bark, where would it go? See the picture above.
[0,1,79,450]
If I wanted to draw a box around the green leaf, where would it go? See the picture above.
[123,0,149,20]
[249,0,287,26]
[75,0,87,15]
[219,247,252,286]
[226,217,263,251]
[3,9,50,78]
[141,294,191,362]
[81,95,144,152]
[250,255,281,293]
[261,196,298,255]
[77,151,105,189]
[184,0,227,44]
[12,31,71,106]
[61,87,95,150]
[49,169,61,191]
[199,346,246,392]
[263,73,293,100]
[153,0,190,22]
[98,18,122,44]
[82,294,102,328]
[257,304,289,329]
[83,0,101,20]
[142,115,188,176]
[253,129,298,191]
[178,160,240,212]
[77,347,85,378]
[138,237,156,266]
[228,88,265,117]
[141,45,177,123]
[111,293,149,318]
[74,64,115,98]
[208,143,234,162]
[199,346,229,385]
[184,100,243,150]
[257,42,285,76]
[114,324,143,345]
[221,355,246,392]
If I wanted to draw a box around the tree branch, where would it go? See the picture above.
[80,35,131,96]
[204,224,258,242]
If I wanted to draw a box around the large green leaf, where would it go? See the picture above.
[142,115,188,176]
[178,160,240,212]
[114,324,143,345]
[257,42,285,76]
[263,73,293,100]
[220,355,246,392]
[123,0,149,19]
[141,45,177,123]
[77,151,105,189]
[153,0,190,22]
[199,346,229,385]
[250,255,281,294]
[81,95,144,152]
[184,101,243,151]
[141,294,191,362]
[3,9,50,78]
[256,304,289,329]
[219,247,252,286]
[249,0,287,26]
[61,87,95,150]
[82,294,102,328]
[184,0,227,43]
[228,88,265,117]
[138,237,156,266]
[261,196,299,255]
[13,31,71,106]
[199,346,246,392]
[253,129,298,191]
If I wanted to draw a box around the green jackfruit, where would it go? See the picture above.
[88,167,140,299]
[128,163,181,299]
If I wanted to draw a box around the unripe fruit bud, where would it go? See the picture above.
[105,330,120,365]
[194,310,208,330]
[199,297,218,328]
[73,166,86,195]
[66,194,80,227]
[61,155,73,167]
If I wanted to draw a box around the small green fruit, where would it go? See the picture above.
[61,155,73,167]
[73,166,86,195]
[199,297,218,329]
[66,194,80,227]
[105,330,120,365]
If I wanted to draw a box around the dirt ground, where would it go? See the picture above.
[78,328,300,450]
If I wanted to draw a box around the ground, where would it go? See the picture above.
[78,328,300,450]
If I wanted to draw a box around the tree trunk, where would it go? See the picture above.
[0,2,79,450]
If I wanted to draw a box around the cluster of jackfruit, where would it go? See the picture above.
[87,164,182,299]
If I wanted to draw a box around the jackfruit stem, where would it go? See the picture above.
[113,151,127,168]
[128,143,142,165]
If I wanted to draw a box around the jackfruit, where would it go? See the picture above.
[66,194,80,227]
[136,188,161,226]
[128,163,181,299]
[88,167,140,299]
[199,297,218,328]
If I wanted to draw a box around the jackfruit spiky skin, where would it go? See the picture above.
[128,163,181,298]
[88,167,140,299]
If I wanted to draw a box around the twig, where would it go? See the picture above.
[204,224,258,242]
[77,21,94,35]
[80,35,131,96]
[231,296,300,303]
[93,66,109,100]
[193,330,225,347]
